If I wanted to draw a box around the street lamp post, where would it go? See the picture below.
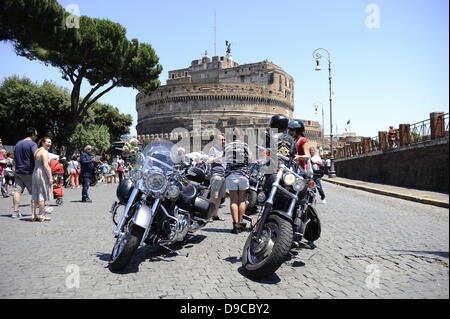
[313,48,336,178]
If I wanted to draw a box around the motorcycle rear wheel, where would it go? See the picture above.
[241,214,293,279]
[109,224,144,271]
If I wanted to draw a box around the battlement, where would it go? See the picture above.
[166,56,294,100]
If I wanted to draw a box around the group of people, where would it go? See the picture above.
[0,140,15,198]
[1,116,328,228]
[203,114,327,234]
[0,128,54,221]
[65,154,128,189]
[0,128,111,221]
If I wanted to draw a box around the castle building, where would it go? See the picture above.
[136,53,321,145]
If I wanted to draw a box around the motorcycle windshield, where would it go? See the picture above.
[138,139,180,172]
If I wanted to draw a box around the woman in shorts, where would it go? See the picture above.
[224,129,252,234]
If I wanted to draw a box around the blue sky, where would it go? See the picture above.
[0,0,448,137]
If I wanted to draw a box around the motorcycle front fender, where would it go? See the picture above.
[270,210,293,223]
[132,203,155,229]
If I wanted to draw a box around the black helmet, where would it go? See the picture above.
[288,120,305,130]
[116,178,134,205]
[269,114,289,130]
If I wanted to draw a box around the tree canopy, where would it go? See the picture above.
[0,76,132,153]
[0,0,162,146]
[68,123,111,155]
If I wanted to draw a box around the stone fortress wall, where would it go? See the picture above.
[136,54,321,146]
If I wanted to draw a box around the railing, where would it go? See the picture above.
[371,136,379,152]
[334,112,449,159]
[410,118,432,144]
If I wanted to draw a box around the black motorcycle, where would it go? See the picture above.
[245,161,266,215]
[108,139,215,271]
[241,150,321,279]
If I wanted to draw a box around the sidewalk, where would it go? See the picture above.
[322,177,449,208]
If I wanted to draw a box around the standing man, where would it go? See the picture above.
[310,146,326,204]
[207,134,226,221]
[325,156,331,176]
[80,145,95,203]
[11,128,38,218]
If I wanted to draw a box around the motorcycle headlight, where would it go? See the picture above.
[167,183,181,200]
[129,169,143,182]
[145,172,167,193]
[283,173,296,186]
[293,177,307,192]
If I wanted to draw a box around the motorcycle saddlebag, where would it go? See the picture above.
[177,184,197,211]
[116,178,134,205]
[192,196,215,221]
[304,206,321,242]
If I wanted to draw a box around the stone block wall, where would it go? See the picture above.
[333,138,449,192]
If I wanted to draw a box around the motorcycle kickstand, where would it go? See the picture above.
[161,246,189,258]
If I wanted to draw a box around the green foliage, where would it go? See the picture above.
[0,0,162,143]
[68,123,111,154]
[0,75,71,149]
[85,103,132,143]
[0,76,132,152]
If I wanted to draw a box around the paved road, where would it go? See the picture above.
[0,181,448,299]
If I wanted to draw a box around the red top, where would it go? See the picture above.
[295,137,309,169]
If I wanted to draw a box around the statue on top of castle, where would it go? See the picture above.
[225,40,232,55]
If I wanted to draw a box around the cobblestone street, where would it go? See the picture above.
[0,182,448,299]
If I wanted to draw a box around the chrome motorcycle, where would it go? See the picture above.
[241,151,321,279]
[108,139,215,271]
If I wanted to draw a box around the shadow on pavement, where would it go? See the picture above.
[237,267,281,284]
[97,235,207,274]
[224,256,240,264]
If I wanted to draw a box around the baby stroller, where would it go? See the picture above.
[50,158,65,206]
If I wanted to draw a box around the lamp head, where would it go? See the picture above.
[315,60,322,71]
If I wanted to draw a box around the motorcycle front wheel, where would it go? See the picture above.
[241,214,293,279]
[109,224,144,271]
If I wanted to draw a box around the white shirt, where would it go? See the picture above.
[208,146,226,168]
[311,155,323,171]
[68,160,80,172]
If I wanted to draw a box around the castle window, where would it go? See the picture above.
[240,75,245,83]
[171,74,175,79]
[184,71,188,77]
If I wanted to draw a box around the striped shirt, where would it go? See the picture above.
[224,141,251,177]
